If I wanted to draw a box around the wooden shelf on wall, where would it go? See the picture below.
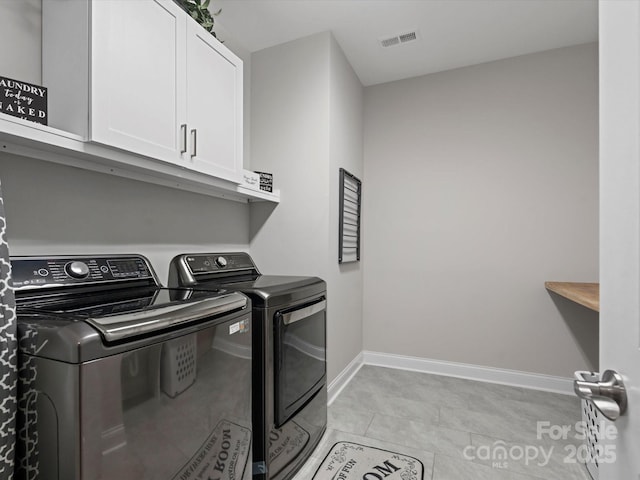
[545,281,599,312]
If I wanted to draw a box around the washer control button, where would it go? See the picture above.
[215,256,227,268]
[37,268,49,277]
[65,261,90,279]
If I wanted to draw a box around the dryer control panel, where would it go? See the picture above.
[184,253,257,275]
[169,252,261,287]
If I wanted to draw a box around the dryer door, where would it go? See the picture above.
[274,296,327,427]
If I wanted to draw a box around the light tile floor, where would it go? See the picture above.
[293,365,592,480]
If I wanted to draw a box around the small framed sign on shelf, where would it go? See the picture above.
[0,76,48,125]
[339,168,362,264]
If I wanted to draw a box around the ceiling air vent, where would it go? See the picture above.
[379,30,419,48]
[399,31,417,43]
[380,36,400,48]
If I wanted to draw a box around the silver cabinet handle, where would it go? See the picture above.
[190,128,197,158]
[281,299,326,326]
[574,370,627,421]
[180,124,187,154]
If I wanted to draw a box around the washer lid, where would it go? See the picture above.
[84,291,247,342]
[17,288,249,362]
[19,288,247,342]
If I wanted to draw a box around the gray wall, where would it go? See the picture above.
[327,35,364,381]
[0,154,250,283]
[362,43,599,377]
[250,32,364,383]
[250,33,331,275]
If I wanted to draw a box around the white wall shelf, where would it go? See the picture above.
[0,114,280,204]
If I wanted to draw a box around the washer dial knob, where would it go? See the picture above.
[65,261,90,279]
[215,256,228,268]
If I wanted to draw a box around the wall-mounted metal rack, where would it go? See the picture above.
[339,168,362,263]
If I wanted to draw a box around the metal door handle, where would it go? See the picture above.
[190,128,197,158]
[281,299,326,325]
[574,370,627,421]
[180,124,187,154]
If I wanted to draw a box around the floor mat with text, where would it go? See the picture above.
[312,441,424,480]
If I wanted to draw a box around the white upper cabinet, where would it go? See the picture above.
[42,0,242,183]
[185,20,243,180]
[90,0,187,163]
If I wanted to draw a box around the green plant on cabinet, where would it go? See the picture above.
[175,0,221,38]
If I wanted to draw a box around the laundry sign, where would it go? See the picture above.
[0,76,47,125]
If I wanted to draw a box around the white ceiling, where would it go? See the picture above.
[214,0,598,86]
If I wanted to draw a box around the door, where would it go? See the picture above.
[90,0,187,163]
[274,297,327,427]
[598,0,640,477]
[185,20,243,182]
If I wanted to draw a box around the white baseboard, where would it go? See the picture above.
[362,350,574,395]
[326,351,575,405]
[327,352,364,405]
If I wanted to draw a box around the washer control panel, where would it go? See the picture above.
[11,256,155,290]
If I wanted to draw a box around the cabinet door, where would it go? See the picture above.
[91,0,187,163]
[185,21,243,182]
